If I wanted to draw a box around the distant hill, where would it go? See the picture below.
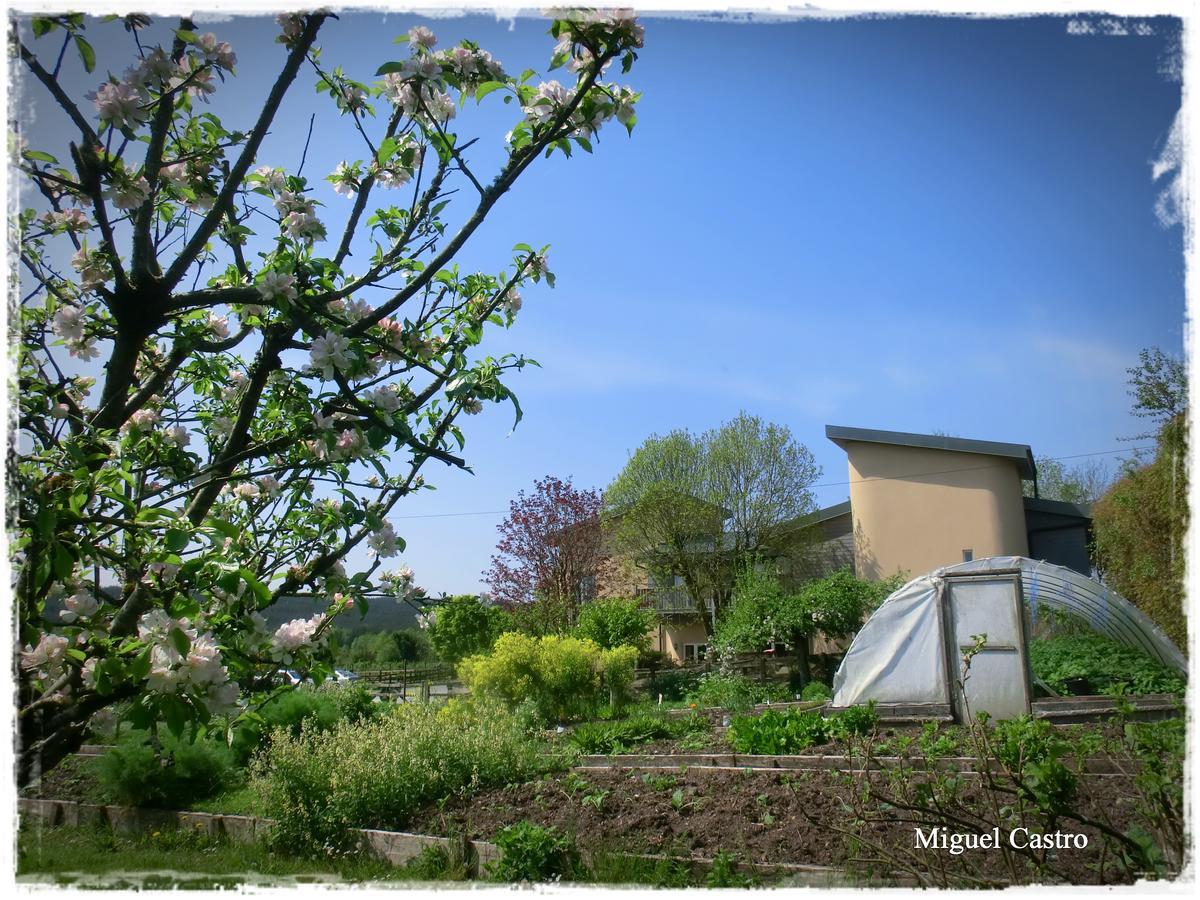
[42,590,421,637]
[265,595,421,636]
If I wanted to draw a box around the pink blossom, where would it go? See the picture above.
[257,270,297,302]
[92,80,147,130]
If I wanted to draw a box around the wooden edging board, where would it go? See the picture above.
[575,752,1134,775]
[17,797,884,886]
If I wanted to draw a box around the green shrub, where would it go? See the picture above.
[252,699,550,852]
[458,632,637,724]
[95,729,239,809]
[1029,634,1186,696]
[989,715,1077,811]
[648,669,702,702]
[685,673,790,711]
[828,701,878,740]
[726,703,877,754]
[489,822,580,883]
[569,711,709,754]
[575,597,655,651]
[800,681,832,702]
[727,709,829,754]
[231,682,380,765]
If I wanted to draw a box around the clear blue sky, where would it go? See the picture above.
[18,11,1185,596]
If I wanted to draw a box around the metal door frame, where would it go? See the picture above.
[938,569,1032,722]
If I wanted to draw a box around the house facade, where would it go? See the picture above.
[594,424,1093,665]
[821,425,1092,580]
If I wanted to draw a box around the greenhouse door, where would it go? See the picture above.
[942,572,1031,722]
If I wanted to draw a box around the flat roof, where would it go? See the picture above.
[826,425,1037,480]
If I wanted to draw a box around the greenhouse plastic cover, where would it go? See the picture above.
[831,556,1186,709]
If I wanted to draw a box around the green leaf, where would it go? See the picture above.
[53,544,75,580]
[31,18,57,37]
[22,149,58,164]
[238,568,272,606]
[175,28,197,44]
[474,80,506,102]
[74,35,95,73]
[163,696,187,738]
[376,61,407,76]
[169,626,192,658]
[165,528,189,552]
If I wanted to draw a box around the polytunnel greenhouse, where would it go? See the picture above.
[831,556,1186,722]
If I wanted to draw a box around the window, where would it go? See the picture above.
[683,643,707,662]
[962,549,974,562]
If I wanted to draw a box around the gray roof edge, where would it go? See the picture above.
[1023,496,1093,520]
[825,425,1036,479]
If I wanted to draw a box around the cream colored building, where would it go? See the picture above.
[823,425,1091,581]
[594,425,1092,665]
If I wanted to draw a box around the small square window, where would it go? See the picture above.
[962,549,974,562]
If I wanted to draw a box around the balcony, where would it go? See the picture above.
[637,586,714,617]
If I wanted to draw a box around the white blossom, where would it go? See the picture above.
[104,176,150,210]
[309,332,354,379]
[367,522,401,558]
[409,25,437,49]
[257,270,297,302]
[92,80,148,130]
[60,589,100,623]
[207,312,230,340]
[53,305,85,344]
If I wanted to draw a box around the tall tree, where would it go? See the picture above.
[1125,347,1187,438]
[12,10,644,784]
[605,412,820,633]
[424,595,510,664]
[483,476,604,628]
[1024,456,1114,506]
[1092,348,1189,648]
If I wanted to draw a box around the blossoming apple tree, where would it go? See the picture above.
[13,8,643,784]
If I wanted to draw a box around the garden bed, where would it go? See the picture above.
[404,765,1143,885]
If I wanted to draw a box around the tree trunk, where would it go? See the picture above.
[792,629,810,692]
[17,679,135,788]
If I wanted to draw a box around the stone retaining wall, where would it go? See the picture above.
[17,798,497,874]
[18,797,881,886]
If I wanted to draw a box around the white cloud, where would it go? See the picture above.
[1151,110,1184,229]
[1032,335,1130,380]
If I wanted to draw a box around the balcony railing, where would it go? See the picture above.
[637,586,714,616]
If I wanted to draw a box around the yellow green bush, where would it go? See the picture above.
[458,632,638,722]
[252,699,550,852]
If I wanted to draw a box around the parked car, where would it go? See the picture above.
[274,668,308,687]
[333,668,360,682]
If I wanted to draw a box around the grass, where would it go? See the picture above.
[17,824,422,888]
[182,785,265,817]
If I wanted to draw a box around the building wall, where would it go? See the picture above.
[593,551,645,599]
[846,442,1029,581]
[651,619,709,663]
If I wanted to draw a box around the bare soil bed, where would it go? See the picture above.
[406,765,1144,885]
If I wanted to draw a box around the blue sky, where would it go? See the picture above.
[18,10,1185,596]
